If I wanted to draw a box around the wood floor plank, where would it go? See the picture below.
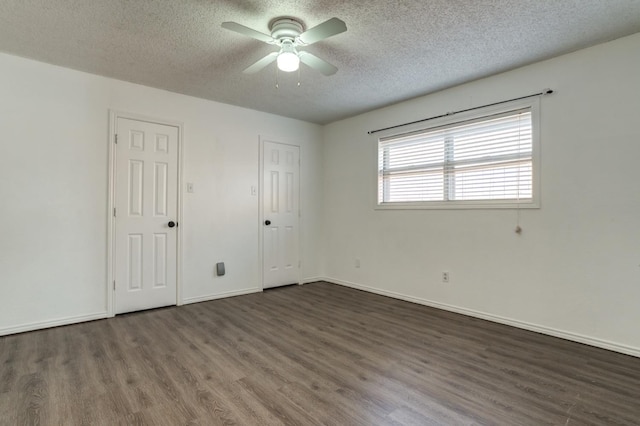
[16,372,48,426]
[237,375,321,425]
[210,379,287,425]
[1,282,639,425]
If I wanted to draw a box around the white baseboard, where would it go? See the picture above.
[300,276,324,285]
[322,277,640,358]
[0,312,108,337]
[182,287,262,305]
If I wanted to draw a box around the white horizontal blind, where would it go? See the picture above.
[378,108,532,205]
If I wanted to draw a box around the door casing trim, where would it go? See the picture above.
[107,110,184,317]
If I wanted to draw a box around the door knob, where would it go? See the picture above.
[264,220,271,226]
[168,221,176,228]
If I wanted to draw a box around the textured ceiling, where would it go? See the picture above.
[1,1,639,124]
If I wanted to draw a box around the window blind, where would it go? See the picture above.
[378,108,532,205]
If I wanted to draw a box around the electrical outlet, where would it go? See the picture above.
[186,182,194,193]
[355,258,361,268]
[442,271,450,283]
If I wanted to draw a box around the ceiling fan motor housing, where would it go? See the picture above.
[269,18,304,41]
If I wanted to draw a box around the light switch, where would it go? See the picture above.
[251,185,257,196]
[187,183,194,193]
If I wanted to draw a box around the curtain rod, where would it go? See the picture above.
[367,89,554,135]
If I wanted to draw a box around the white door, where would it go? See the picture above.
[262,141,300,289]
[114,117,179,314]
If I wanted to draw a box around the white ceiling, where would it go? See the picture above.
[1,1,639,124]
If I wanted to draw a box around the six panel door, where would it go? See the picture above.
[114,117,178,314]
[262,141,300,289]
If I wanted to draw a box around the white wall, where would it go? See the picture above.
[2,33,639,357]
[322,33,640,356]
[0,52,323,334]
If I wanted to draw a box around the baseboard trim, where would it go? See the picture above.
[300,276,324,285]
[182,287,262,305]
[322,277,640,358]
[0,312,108,337]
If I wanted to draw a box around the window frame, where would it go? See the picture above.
[374,98,541,210]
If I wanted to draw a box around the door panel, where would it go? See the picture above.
[154,162,168,216]
[153,233,167,288]
[115,117,178,314]
[263,141,300,289]
[127,234,143,290]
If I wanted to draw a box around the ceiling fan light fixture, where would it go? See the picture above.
[277,41,299,72]
[277,51,300,72]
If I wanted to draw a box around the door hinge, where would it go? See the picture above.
[114,134,118,144]
[298,260,301,268]
[113,280,116,290]
[113,207,116,217]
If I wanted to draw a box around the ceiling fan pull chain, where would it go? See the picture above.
[297,67,301,87]
[275,67,279,89]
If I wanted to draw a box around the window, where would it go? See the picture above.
[377,100,539,209]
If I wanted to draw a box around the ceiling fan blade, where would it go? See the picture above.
[298,17,347,45]
[242,52,279,74]
[221,22,275,44]
[298,51,338,76]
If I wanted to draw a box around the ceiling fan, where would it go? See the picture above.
[221,17,347,76]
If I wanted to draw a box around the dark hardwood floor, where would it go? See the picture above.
[1,282,639,425]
